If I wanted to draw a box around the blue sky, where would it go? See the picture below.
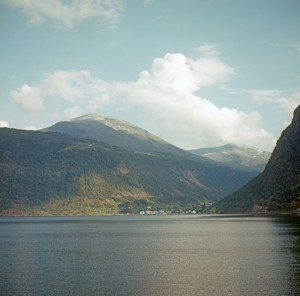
[1,0,299,151]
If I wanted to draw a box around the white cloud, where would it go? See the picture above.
[193,43,220,57]
[10,50,276,150]
[10,84,44,115]
[0,121,9,128]
[191,44,235,88]
[247,88,300,114]
[247,89,282,104]
[138,47,235,95]
[2,0,123,29]
[277,92,300,115]
[247,88,300,129]
[87,94,111,112]
[116,83,274,150]
[64,105,83,119]
[43,70,95,102]
[138,53,199,95]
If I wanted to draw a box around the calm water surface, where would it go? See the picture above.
[0,215,299,296]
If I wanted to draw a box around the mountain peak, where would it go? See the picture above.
[293,104,300,118]
[73,114,106,122]
[72,114,144,134]
[43,114,208,161]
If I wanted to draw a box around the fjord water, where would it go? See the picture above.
[0,215,299,296]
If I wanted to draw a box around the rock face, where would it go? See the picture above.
[216,105,300,213]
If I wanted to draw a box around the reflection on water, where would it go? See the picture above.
[0,215,299,296]
[273,216,300,294]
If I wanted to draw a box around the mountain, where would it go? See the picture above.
[215,105,300,214]
[42,114,208,163]
[189,144,270,172]
[0,128,256,216]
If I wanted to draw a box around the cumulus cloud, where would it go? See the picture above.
[10,49,276,150]
[2,0,123,29]
[138,53,199,95]
[0,121,9,128]
[43,70,96,102]
[137,47,234,96]
[247,89,283,104]
[118,83,274,150]
[191,44,235,88]
[10,84,44,115]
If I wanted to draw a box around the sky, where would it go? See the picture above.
[0,0,300,151]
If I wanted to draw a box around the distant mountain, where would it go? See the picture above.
[215,105,300,214]
[42,114,208,163]
[189,144,270,172]
[0,128,256,216]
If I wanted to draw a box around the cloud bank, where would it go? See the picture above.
[10,47,277,150]
[2,0,123,28]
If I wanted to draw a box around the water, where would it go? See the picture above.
[0,215,299,296]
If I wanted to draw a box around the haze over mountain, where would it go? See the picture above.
[190,144,270,172]
[216,105,300,214]
[0,119,257,215]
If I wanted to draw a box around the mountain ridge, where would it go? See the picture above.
[73,114,168,144]
[190,144,270,172]
[42,114,216,164]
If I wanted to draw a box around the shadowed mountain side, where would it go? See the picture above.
[0,128,256,216]
[215,105,300,214]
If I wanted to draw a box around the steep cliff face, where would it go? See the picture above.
[216,105,300,213]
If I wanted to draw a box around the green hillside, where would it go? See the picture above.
[0,128,255,216]
[215,105,300,214]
